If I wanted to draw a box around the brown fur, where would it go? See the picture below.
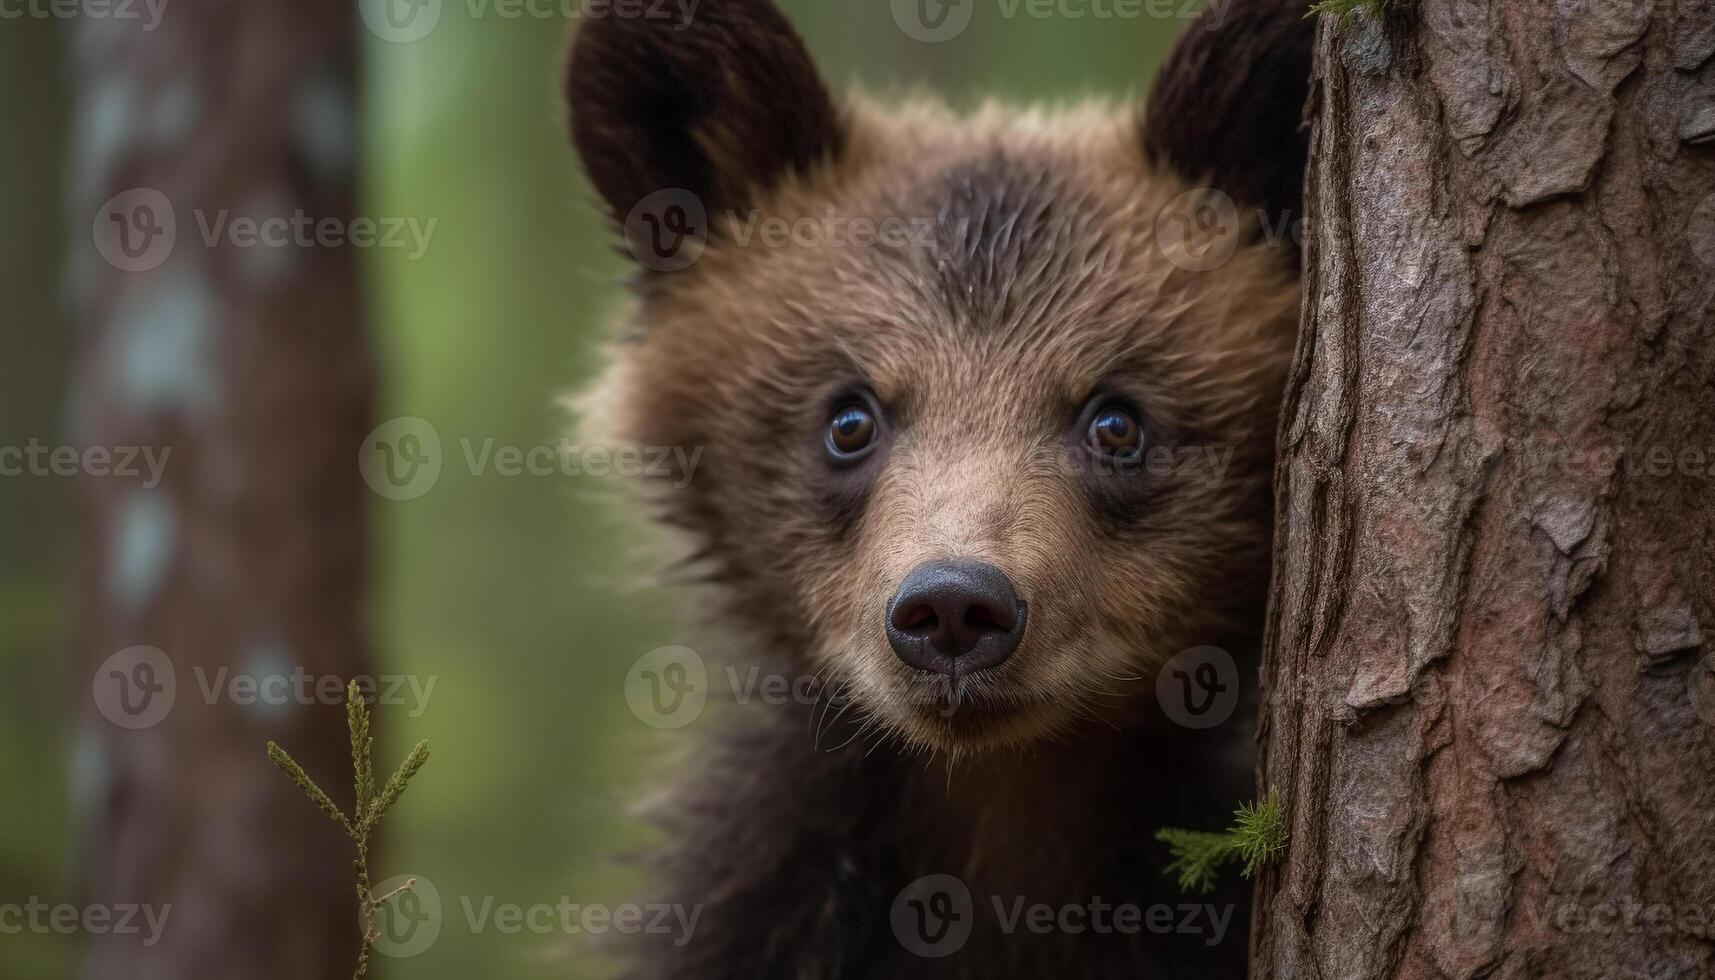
[567,2,1311,976]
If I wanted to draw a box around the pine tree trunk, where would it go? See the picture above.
[71,4,373,977]
[1253,3,1715,977]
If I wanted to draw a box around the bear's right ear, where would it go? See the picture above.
[566,0,843,240]
[1141,0,1315,228]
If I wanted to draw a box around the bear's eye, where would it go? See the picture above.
[827,404,878,460]
[1087,407,1144,458]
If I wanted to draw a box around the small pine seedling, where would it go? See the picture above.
[1156,795,1288,894]
[268,680,431,980]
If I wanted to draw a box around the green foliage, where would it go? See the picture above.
[1308,0,1391,23]
[268,681,431,979]
[1156,796,1288,894]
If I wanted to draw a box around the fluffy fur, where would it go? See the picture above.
[567,1,1312,976]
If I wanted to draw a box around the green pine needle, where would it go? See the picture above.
[1156,796,1288,894]
[348,681,376,825]
[372,740,430,822]
[267,741,353,836]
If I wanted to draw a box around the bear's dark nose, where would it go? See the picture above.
[886,560,1027,676]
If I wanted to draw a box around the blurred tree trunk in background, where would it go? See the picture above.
[1254,3,1715,977]
[71,3,374,977]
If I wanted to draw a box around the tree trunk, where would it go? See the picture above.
[1254,3,1715,977]
[71,4,374,977]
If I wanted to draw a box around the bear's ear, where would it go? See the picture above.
[566,0,843,236]
[1142,0,1315,224]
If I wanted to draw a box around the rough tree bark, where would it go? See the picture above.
[1255,2,1715,977]
[71,3,374,977]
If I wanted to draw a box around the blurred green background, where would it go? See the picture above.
[0,3,1188,977]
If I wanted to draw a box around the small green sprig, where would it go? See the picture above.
[268,680,431,979]
[1156,796,1288,894]
[1308,0,1392,24]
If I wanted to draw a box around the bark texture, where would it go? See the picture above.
[71,3,373,977]
[1255,2,1715,978]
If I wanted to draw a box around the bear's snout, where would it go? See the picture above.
[884,559,1027,677]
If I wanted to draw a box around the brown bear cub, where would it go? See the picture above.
[567,0,1311,976]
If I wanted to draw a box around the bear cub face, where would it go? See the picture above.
[570,0,1307,754]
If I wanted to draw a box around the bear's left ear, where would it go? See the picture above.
[1142,0,1316,225]
[565,0,843,240]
